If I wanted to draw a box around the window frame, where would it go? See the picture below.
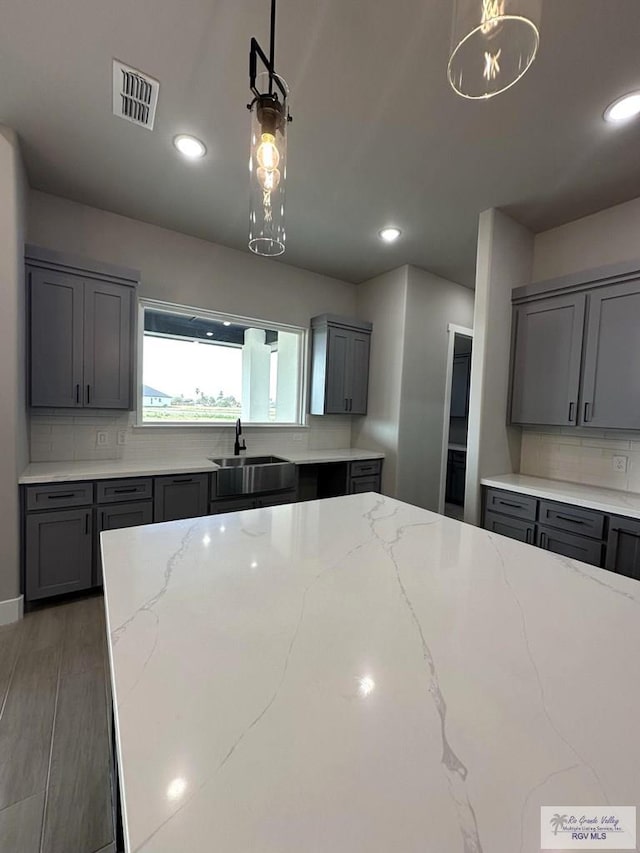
[135,298,309,428]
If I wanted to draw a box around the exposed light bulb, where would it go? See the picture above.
[256,133,280,170]
[257,166,281,192]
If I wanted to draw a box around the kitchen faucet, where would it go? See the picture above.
[234,418,247,456]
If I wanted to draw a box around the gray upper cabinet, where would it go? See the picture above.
[27,245,138,410]
[83,281,134,409]
[30,269,84,407]
[510,294,586,426]
[310,315,372,415]
[580,279,640,429]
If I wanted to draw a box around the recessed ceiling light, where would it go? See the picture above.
[379,227,402,243]
[223,321,231,327]
[173,134,207,159]
[206,331,213,337]
[603,91,640,123]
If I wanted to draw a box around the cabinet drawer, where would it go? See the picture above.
[350,459,381,478]
[538,500,604,540]
[26,481,93,511]
[485,488,537,521]
[350,475,381,495]
[484,510,535,544]
[97,478,153,504]
[537,525,603,568]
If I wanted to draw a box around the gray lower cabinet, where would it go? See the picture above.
[580,279,640,429]
[154,474,209,522]
[606,516,640,581]
[209,490,297,514]
[537,525,604,567]
[349,459,382,494]
[310,315,372,415]
[95,501,154,584]
[25,508,93,600]
[27,245,138,411]
[484,509,535,544]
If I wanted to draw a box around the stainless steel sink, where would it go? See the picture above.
[209,455,296,497]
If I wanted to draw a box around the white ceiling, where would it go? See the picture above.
[1,0,640,287]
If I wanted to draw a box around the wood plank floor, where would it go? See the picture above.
[0,594,115,853]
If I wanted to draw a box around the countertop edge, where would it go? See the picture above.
[481,474,640,520]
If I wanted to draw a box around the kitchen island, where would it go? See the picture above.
[101,493,640,853]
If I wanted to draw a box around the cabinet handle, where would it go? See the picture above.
[171,477,193,484]
[344,398,348,411]
[555,514,585,525]
[540,531,547,548]
[85,513,89,535]
[349,398,353,411]
[76,384,80,404]
[525,528,532,544]
[48,492,76,500]
[568,401,574,423]
[498,499,523,509]
[86,384,91,405]
[113,487,138,494]
[584,402,591,422]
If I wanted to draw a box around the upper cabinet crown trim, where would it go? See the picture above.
[310,314,373,333]
[25,244,140,287]
[512,257,640,304]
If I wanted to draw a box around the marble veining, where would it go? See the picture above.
[482,473,640,520]
[101,494,640,853]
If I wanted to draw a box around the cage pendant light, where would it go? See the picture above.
[247,0,292,257]
[448,0,542,100]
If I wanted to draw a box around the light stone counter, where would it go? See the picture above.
[482,473,640,520]
[101,493,640,853]
[18,448,383,484]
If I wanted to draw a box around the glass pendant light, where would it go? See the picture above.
[448,0,542,100]
[247,0,292,257]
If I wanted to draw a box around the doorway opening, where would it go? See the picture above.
[438,324,473,520]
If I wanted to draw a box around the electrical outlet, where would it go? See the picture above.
[117,429,127,446]
[613,455,628,473]
[96,430,109,447]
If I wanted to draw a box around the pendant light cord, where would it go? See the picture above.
[269,0,276,95]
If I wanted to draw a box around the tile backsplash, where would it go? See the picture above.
[521,429,640,493]
[29,410,353,464]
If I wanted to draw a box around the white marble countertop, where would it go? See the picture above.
[482,473,640,520]
[101,493,640,853]
[18,448,384,484]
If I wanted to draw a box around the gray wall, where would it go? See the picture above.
[533,195,640,282]
[351,267,408,496]
[28,191,357,329]
[396,267,474,510]
[465,208,533,526]
[352,264,475,509]
[0,127,28,606]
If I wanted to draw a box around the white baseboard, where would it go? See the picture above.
[0,595,24,626]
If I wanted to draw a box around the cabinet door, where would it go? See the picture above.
[324,327,350,414]
[580,280,640,429]
[154,474,209,522]
[537,526,603,568]
[350,475,381,494]
[450,354,470,418]
[209,498,257,515]
[25,509,93,600]
[348,331,370,415]
[606,516,640,580]
[256,491,297,508]
[510,294,585,426]
[96,502,153,584]
[483,510,535,544]
[29,268,84,407]
[83,281,134,409]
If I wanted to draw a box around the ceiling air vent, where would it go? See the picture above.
[112,60,159,130]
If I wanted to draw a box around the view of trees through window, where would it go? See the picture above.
[141,305,303,424]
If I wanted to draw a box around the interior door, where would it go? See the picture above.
[510,294,586,426]
[580,279,640,429]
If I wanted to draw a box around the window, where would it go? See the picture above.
[139,301,306,425]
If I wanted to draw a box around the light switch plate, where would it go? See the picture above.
[613,455,628,473]
[96,430,109,447]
